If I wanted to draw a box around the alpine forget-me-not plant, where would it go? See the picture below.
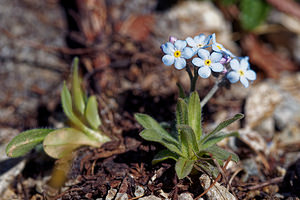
[136,33,257,180]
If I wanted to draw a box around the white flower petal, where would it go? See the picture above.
[210,63,223,72]
[198,66,211,78]
[210,52,223,62]
[245,70,256,81]
[174,58,186,70]
[174,40,187,51]
[240,76,249,88]
[227,71,239,83]
[182,47,193,59]
[240,58,250,70]
[194,34,206,45]
[161,42,174,55]
[186,37,196,47]
[192,57,204,67]
[162,55,174,66]
[212,43,223,52]
[230,59,240,71]
[197,49,210,60]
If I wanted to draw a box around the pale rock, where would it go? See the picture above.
[178,193,193,200]
[199,174,236,200]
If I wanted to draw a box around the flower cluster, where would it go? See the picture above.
[161,33,256,88]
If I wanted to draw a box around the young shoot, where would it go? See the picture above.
[6,58,111,159]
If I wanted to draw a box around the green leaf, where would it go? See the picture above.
[176,98,188,125]
[201,113,243,143]
[188,91,202,142]
[135,113,178,144]
[61,83,109,142]
[175,157,195,179]
[152,149,179,165]
[61,82,74,120]
[240,0,271,30]
[139,129,182,156]
[177,125,199,158]
[205,145,239,163]
[72,57,86,115]
[43,128,101,159]
[195,160,219,179]
[201,131,239,150]
[176,82,186,99]
[6,129,54,157]
[85,96,102,130]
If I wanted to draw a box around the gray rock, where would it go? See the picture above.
[200,174,236,200]
[139,195,161,200]
[115,193,128,200]
[134,185,145,197]
[178,193,193,200]
[105,188,117,200]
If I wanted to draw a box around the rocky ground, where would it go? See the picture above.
[0,0,300,199]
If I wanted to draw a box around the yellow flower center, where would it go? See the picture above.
[204,59,212,66]
[174,50,181,58]
[217,45,222,50]
[238,70,245,76]
[197,44,203,48]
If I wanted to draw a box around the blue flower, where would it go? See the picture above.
[227,58,256,88]
[192,49,224,78]
[161,40,194,70]
[211,33,234,57]
[185,34,211,55]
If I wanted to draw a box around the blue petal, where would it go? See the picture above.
[210,52,223,62]
[230,59,240,71]
[174,40,187,51]
[194,34,206,45]
[186,37,196,47]
[245,70,256,81]
[203,34,212,45]
[210,63,223,72]
[240,76,249,88]
[227,71,239,83]
[182,47,193,59]
[174,58,186,70]
[162,55,174,66]
[240,58,250,70]
[192,57,204,67]
[212,43,223,52]
[161,42,174,55]
[198,66,211,78]
[197,49,210,60]
[212,33,216,43]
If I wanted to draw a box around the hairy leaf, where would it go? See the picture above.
[139,129,182,156]
[43,128,101,159]
[177,124,199,158]
[240,0,270,30]
[176,98,188,125]
[152,149,179,165]
[85,96,102,130]
[201,131,239,150]
[188,91,202,142]
[135,113,178,144]
[201,113,243,143]
[175,157,195,179]
[205,145,239,163]
[72,57,86,115]
[6,129,54,157]
[176,82,186,99]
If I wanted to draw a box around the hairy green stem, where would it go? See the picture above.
[186,65,199,93]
